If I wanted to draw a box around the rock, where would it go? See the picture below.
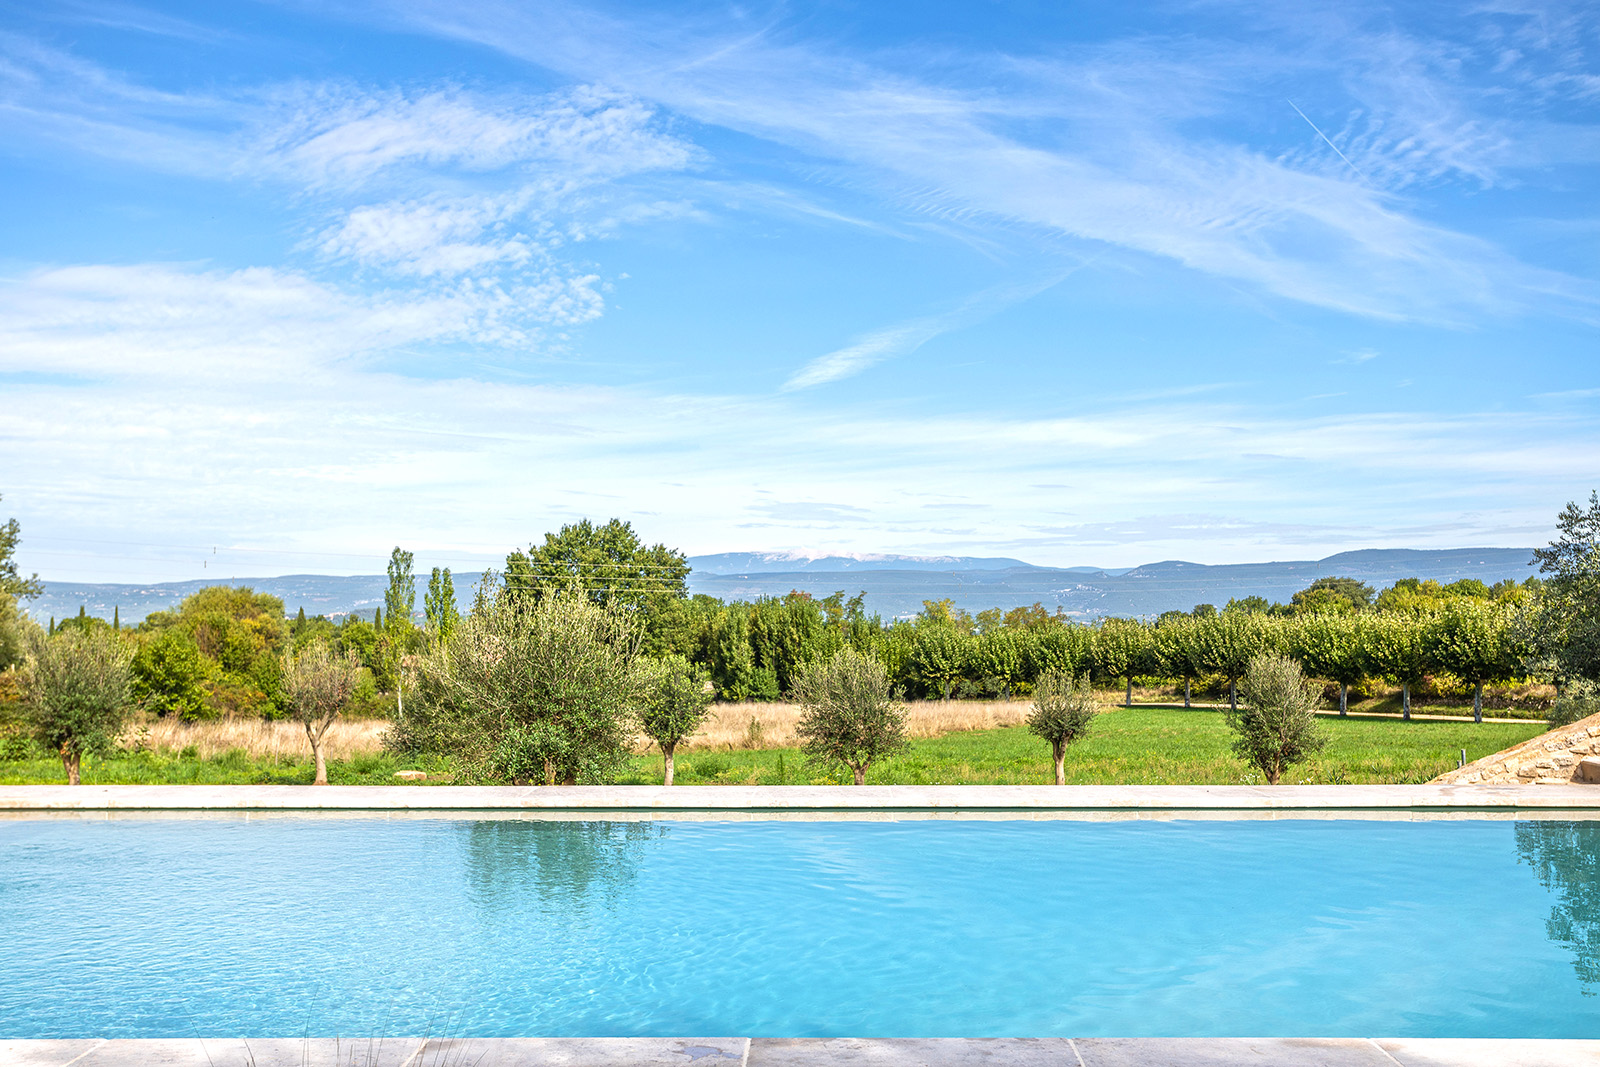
[1578,758,1600,785]
[394,770,427,781]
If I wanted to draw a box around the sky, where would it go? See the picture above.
[1,0,1597,584]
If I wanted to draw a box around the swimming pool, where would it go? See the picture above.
[1,817,1595,1038]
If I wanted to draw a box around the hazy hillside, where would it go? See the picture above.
[23,547,1537,624]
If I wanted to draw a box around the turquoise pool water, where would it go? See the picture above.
[1,818,1595,1038]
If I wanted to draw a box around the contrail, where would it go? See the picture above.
[1288,99,1367,181]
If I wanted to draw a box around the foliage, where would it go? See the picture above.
[395,589,643,785]
[908,623,968,700]
[384,547,416,630]
[424,566,460,640]
[130,628,212,721]
[0,495,43,600]
[1225,653,1327,784]
[1529,490,1600,687]
[0,592,33,672]
[504,518,689,638]
[639,654,713,785]
[279,643,363,785]
[1026,671,1099,784]
[792,647,908,785]
[1092,618,1153,697]
[1290,576,1374,615]
[1547,692,1599,731]
[20,627,134,784]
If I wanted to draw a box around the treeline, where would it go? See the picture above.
[3,510,1596,733]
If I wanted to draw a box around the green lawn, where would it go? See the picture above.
[0,706,1544,787]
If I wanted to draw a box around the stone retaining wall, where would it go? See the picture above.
[1432,710,1600,785]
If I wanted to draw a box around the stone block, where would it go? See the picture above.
[749,1039,1074,1067]
[1073,1038,1392,1066]
[1377,1037,1600,1066]
[393,770,426,780]
[1578,758,1600,785]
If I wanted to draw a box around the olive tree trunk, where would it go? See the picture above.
[305,720,332,785]
[852,764,866,786]
[61,746,81,786]
[1184,678,1191,708]
[662,742,677,787]
[1053,742,1066,786]
[1402,683,1411,721]
[1473,682,1483,724]
[1339,682,1348,717]
[1124,678,1133,707]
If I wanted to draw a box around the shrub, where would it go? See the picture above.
[1026,671,1099,785]
[1225,653,1327,785]
[793,647,908,785]
[20,628,135,784]
[1548,692,1599,731]
[639,654,713,785]
[131,628,212,721]
[394,589,643,785]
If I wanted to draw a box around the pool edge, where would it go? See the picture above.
[2,783,1599,814]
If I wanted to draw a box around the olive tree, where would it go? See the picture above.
[280,643,362,785]
[395,589,643,785]
[1026,671,1099,785]
[1225,653,1326,784]
[793,647,908,785]
[640,654,713,785]
[22,628,134,785]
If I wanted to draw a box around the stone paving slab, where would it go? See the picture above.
[1377,1038,1600,1066]
[0,784,1597,816]
[1072,1038,1395,1066]
[5,1040,1599,1067]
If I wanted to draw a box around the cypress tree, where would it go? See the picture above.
[296,606,307,627]
[113,606,120,630]
[373,606,382,629]
[48,616,55,634]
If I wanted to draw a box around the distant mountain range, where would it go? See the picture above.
[22,547,1538,625]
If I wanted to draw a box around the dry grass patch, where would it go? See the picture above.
[130,717,390,762]
[664,698,1034,753]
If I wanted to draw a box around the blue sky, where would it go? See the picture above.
[1,0,1597,583]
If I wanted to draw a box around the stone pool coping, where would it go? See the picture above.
[3,1037,1598,1067]
[2,783,1599,817]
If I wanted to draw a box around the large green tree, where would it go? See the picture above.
[1431,599,1518,723]
[1092,619,1153,707]
[506,519,689,635]
[384,547,416,630]
[1288,613,1365,715]
[424,566,460,640]
[1529,491,1600,689]
[1360,612,1433,720]
[0,495,43,601]
[130,628,212,722]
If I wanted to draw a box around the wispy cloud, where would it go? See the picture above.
[3,256,1592,575]
[357,0,1600,324]
[784,273,1078,390]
